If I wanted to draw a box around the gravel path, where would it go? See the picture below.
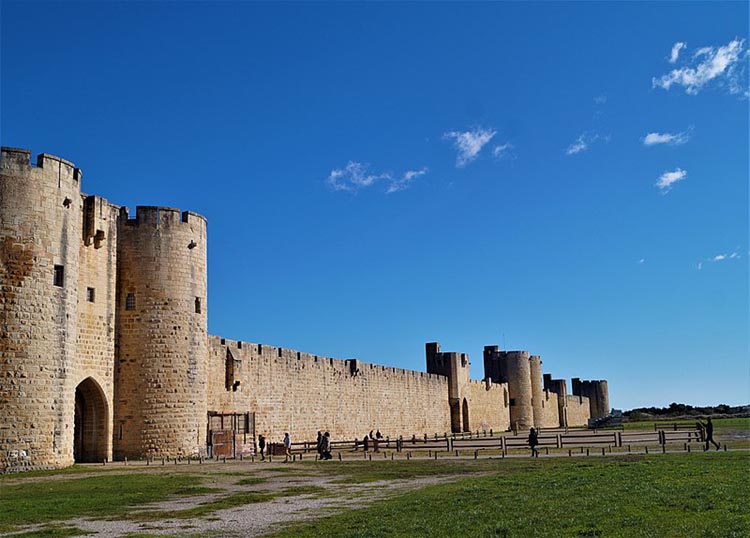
[1,466,462,538]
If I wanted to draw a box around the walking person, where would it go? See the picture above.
[363,432,370,452]
[702,417,720,451]
[316,430,324,460]
[322,431,333,460]
[258,434,266,461]
[283,432,292,462]
[528,427,539,458]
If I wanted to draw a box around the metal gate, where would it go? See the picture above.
[207,412,254,458]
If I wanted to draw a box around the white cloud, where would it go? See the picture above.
[669,42,687,64]
[443,127,496,167]
[643,130,690,146]
[566,135,589,155]
[655,168,687,192]
[327,161,428,194]
[653,38,748,95]
[493,142,515,159]
[698,250,741,269]
[566,133,607,155]
[326,161,390,193]
[386,167,428,194]
[712,251,740,262]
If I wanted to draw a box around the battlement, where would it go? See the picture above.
[1,147,82,182]
[210,335,446,381]
[120,205,207,227]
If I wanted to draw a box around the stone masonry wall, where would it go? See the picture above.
[538,390,560,429]
[466,380,510,432]
[0,149,82,471]
[565,395,591,427]
[115,207,208,459]
[207,337,452,444]
[76,195,119,462]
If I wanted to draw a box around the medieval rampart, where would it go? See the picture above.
[207,337,452,443]
[0,147,611,471]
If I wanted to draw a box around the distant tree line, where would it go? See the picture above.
[625,402,749,420]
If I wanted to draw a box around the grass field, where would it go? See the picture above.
[1,426,748,538]
[621,417,750,432]
[271,453,750,538]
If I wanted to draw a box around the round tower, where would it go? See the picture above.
[593,380,610,419]
[0,148,83,470]
[504,351,534,431]
[529,355,544,428]
[115,206,208,459]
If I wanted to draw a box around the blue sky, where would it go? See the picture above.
[2,1,747,409]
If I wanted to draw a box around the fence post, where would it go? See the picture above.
[556,434,561,449]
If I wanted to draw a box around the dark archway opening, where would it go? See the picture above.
[74,377,108,463]
[449,400,461,433]
[462,398,470,432]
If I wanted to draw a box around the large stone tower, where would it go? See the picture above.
[425,342,471,433]
[114,206,208,458]
[483,346,534,430]
[0,148,118,471]
[572,378,610,420]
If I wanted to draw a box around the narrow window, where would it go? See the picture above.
[195,297,201,314]
[125,293,135,311]
[86,287,95,302]
[53,265,64,287]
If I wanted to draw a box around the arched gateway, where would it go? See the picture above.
[74,377,109,463]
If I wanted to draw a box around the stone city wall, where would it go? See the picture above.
[565,395,591,427]
[538,390,560,429]
[466,379,510,432]
[207,337,452,444]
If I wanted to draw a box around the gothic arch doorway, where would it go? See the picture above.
[462,398,470,432]
[74,377,108,463]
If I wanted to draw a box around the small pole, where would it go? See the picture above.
[161,457,165,465]
[338,452,342,461]
[568,449,572,457]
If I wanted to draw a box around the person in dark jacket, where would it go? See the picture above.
[702,417,720,451]
[316,430,324,459]
[322,431,333,460]
[527,427,539,457]
[258,434,266,461]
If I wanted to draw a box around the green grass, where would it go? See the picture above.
[6,526,92,538]
[622,417,750,431]
[320,459,487,484]
[269,452,750,538]
[236,476,268,486]
[0,473,205,533]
